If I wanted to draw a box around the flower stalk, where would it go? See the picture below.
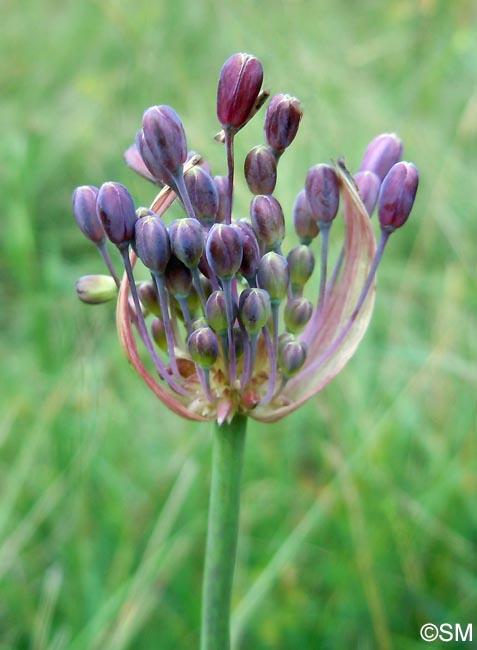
[201,415,247,650]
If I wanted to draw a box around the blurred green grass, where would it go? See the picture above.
[1,0,476,647]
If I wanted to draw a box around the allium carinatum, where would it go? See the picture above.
[73,55,419,425]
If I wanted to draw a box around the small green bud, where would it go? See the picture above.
[256,252,289,303]
[278,338,307,378]
[286,245,315,292]
[238,288,271,335]
[188,326,219,369]
[284,297,313,333]
[76,274,117,304]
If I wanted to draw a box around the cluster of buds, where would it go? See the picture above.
[73,53,419,424]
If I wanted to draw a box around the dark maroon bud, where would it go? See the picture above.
[354,170,381,216]
[124,143,162,186]
[264,93,303,154]
[292,190,319,244]
[76,274,117,304]
[287,245,315,291]
[184,166,219,227]
[188,326,219,369]
[213,175,229,224]
[96,182,137,247]
[278,338,307,378]
[239,288,271,335]
[206,290,237,334]
[151,317,167,351]
[284,297,313,333]
[141,105,188,180]
[205,223,243,279]
[72,185,105,244]
[231,220,261,280]
[138,281,162,317]
[256,252,289,303]
[169,218,205,269]
[165,255,193,298]
[134,215,171,273]
[244,145,277,195]
[250,194,285,249]
[305,164,340,225]
[359,133,403,181]
[378,162,419,232]
[217,53,263,129]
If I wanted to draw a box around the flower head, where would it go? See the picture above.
[73,54,419,424]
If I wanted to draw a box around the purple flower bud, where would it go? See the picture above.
[96,182,137,247]
[134,214,171,273]
[359,132,403,181]
[141,105,187,182]
[206,223,243,279]
[217,53,264,129]
[278,337,307,378]
[378,162,419,232]
[244,145,277,195]
[151,317,167,351]
[264,93,303,154]
[138,281,162,317]
[286,245,315,290]
[213,175,229,224]
[165,255,193,298]
[292,190,319,244]
[75,274,117,304]
[231,220,261,280]
[250,194,285,249]
[354,170,381,216]
[188,326,219,369]
[284,297,313,334]
[305,164,340,225]
[256,252,289,303]
[72,185,105,244]
[169,218,205,269]
[124,143,162,186]
[239,288,271,335]
[206,290,236,334]
[184,166,219,227]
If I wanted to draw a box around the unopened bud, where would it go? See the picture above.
[151,317,167,351]
[284,297,313,333]
[184,166,219,227]
[378,162,419,232]
[76,274,117,304]
[278,338,307,378]
[141,105,187,183]
[165,255,192,298]
[205,224,243,279]
[359,132,403,181]
[244,145,277,195]
[124,143,161,186]
[292,190,319,244]
[354,170,381,216]
[239,288,271,335]
[217,53,263,129]
[96,182,137,247]
[206,290,237,334]
[191,317,208,332]
[138,281,162,317]
[134,214,171,273]
[264,93,303,154]
[305,164,340,225]
[286,245,315,292]
[72,185,105,244]
[188,326,219,369]
[169,217,204,269]
[232,220,261,281]
[256,252,289,303]
[250,194,285,250]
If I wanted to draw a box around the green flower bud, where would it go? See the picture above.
[284,297,313,334]
[238,288,271,335]
[188,326,219,369]
[138,281,162,317]
[256,252,289,303]
[287,245,315,292]
[278,338,307,378]
[75,274,117,304]
[151,317,167,351]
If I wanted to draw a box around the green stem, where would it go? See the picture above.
[201,415,247,650]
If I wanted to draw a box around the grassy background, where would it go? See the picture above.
[1,0,476,648]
